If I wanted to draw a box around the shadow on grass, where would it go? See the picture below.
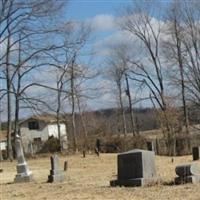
[162,181,175,186]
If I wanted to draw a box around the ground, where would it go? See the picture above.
[0,153,200,200]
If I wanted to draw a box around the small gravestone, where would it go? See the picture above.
[110,149,159,187]
[192,147,200,161]
[175,163,200,184]
[147,141,155,152]
[14,135,33,183]
[64,161,68,171]
[48,154,65,183]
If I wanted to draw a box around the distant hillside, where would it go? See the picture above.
[1,106,199,137]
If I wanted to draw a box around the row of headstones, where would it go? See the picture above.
[14,135,66,183]
[110,149,200,187]
[15,153,67,183]
[14,135,200,186]
[147,141,200,161]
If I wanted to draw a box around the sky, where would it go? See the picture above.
[64,0,136,110]
[0,0,176,120]
[62,0,176,111]
[67,0,132,20]
[47,0,170,111]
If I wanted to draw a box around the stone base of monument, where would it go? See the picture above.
[110,177,159,187]
[14,164,33,183]
[14,162,34,183]
[48,170,65,183]
[14,173,33,183]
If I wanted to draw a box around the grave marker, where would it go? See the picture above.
[48,154,65,183]
[175,163,200,184]
[192,147,200,161]
[110,149,159,187]
[14,135,33,183]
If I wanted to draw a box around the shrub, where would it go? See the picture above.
[40,137,60,153]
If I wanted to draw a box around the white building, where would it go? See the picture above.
[0,130,7,151]
[20,115,68,153]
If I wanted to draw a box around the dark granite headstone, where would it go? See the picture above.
[192,147,200,161]
[175,163,200,184]
[48,154,65,183]
[110,149,159,187]
[14,135,33,183]
[64,161,68,171]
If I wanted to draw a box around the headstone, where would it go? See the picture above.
[64,161,68,171]
[95,138,100,156]
[147,141,155,152]
[14,135,33,183]
[175,163,200,184]
[83,150,86,158]
[48,154,65,183]
[110,149,159,187]
[192,147,200,161]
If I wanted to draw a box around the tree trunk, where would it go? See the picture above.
[77,97,88,152]
[56,82,62,152]
[125,73,136,136]
[118,82,127,138]
[70,59,78,152]
[6,26,13,161]
[174,20,190,135]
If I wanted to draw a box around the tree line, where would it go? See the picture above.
[0,0,200,159]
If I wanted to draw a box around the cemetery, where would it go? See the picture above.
[1,149,200,200]
[1,0,200,199]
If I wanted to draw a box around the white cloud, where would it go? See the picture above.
[87,14,116,31]
[93,30,138,57]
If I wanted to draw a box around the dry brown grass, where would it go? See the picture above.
[1,153,200,200]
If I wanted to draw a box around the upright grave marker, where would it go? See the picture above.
[14,135,33,183]
[146,141,156,153]
[110,149,159,187]
[192,147,200,161]
[48,154,65,183]
[175,163,200,184]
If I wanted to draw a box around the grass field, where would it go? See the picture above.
[1,153,200,200]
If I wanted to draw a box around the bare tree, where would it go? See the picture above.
[181,1,200,108]
[163,0,190,135]
[106,43,128,138]
[120,1,178,155]
[0,0,67,159]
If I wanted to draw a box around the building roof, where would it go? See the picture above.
[20,114,65,125]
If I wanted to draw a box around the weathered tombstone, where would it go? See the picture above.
[48,154,65,183]
[95,138,101,156]
[147,141,155,152]
[64,161,68,171]
[110,149,159,187]
[192,147,200,161]
[175,163,200,184]
[14,135,33,183]
[82,150,86,158]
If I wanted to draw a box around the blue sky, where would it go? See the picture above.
[64,0,152,110]
[67,0,132,20]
